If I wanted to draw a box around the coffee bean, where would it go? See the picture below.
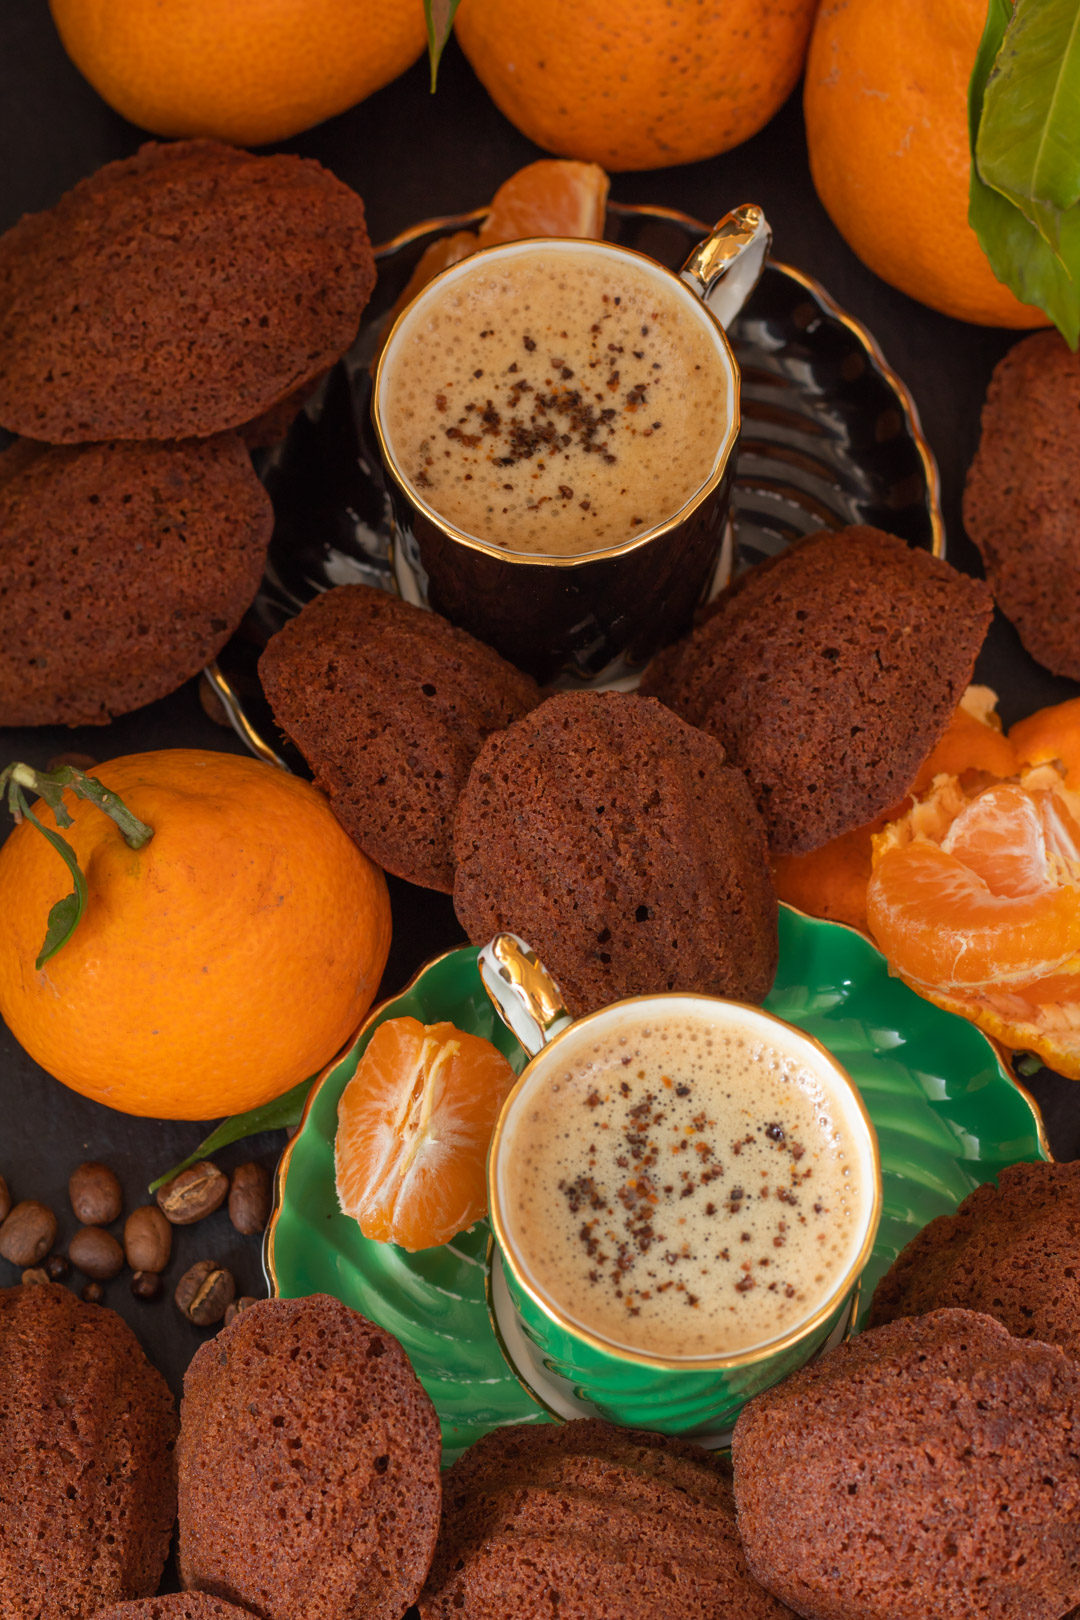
[81,1281,104,1304]
[44,1253,69,1281]
[68,1161,123,1227]
[124,1205,172,1273]
[175,1261,235,1327]
[0,1201,57,1267]
[131,1270,162,1302]
[21,1267,50,1285]
[228,1162,271,1236]
[223,1295,260,1328]
[68,1225,125,1281]
[157,1162,229,1225]
[0,1175,10,1224]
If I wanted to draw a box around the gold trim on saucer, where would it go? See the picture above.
[202,661,290,771]
[373,200,946,564]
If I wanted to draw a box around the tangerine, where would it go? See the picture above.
[0,750,392,1118]
[803,0,1050,327]
[866,767,1080,1077]
[335,1016,517,1251]
[453,0,817,172]
[48,0,427,147]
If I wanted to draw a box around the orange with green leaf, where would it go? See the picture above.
[0,751,391,1118]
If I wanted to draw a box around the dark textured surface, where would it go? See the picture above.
[0,434,273,725]
[733,1309,1080,1620]
[178,1294,441,1620]
[1,5,1080,1492]
[963,331,1080,681]
[642,527,993,853]
[0,1282,178,1619]
[453,690,778,1014]
[259,584,540,892]
[0,140,375,442]
[869,1160,1080,1356]
[421,1418,793,1620]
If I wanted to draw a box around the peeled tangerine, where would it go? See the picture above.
[867,766,1080,1077]
[335,1017,518,1252]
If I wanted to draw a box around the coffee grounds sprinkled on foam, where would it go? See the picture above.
[381,254,725,556]
[503,1017,868,1358]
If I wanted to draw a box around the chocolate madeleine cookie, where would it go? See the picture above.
[0,1282,177,1620]
[0,434,273,726]
[0,139,375,442]
[178,1294,441,1620]
[259,584,540,891]
[964,330,1080,678]
[869,1160,1080,1358]
[421,1419,794,1620]
[453,690,778,1015]
[641,526,993,853]
[733,1308,1080,1620]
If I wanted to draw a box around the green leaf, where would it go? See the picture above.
[20,801,88,968]
[969,0,1080,346]
[977,0,1080,252]
[148,1075,316,1193]
[424,0,462,90]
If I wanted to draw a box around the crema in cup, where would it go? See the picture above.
[495,1005,875,1359]
[377,244,731,556]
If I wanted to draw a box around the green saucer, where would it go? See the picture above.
[266,906,1050,1464]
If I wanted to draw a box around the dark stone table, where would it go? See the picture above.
[1,7,1076,1419]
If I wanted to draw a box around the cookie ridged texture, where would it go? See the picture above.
[868,1161,1080,1358]
[963,331,1080,678]
[177,1294,442,1620]
[732,1309,1080,1620]
[0,1282,178,1620]
[420,1419,794,1620]
[0,139,375,442]
[0,433,274,726]
[640,527,993,854]
[452,690,778,1015]
[259,584,541,892]
[93,1598,255,1619]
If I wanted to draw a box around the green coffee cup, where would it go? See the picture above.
[480,934,882,1436]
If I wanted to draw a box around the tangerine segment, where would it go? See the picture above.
[868,771,1080,991]
[868,842,1080,989]
[335,1016,518,1252]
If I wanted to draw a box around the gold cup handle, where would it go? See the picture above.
[680,203,772,330]
[478,933,574,1057]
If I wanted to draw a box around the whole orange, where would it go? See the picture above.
[803,0,1050,328]
[48,0,427,147]
[0,750,392,1118]
[452,0,817,172]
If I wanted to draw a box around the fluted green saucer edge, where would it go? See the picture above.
[265,905,1049,1465]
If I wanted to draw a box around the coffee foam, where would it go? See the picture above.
[497,1008,874,1360]
[378,244,731,557]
